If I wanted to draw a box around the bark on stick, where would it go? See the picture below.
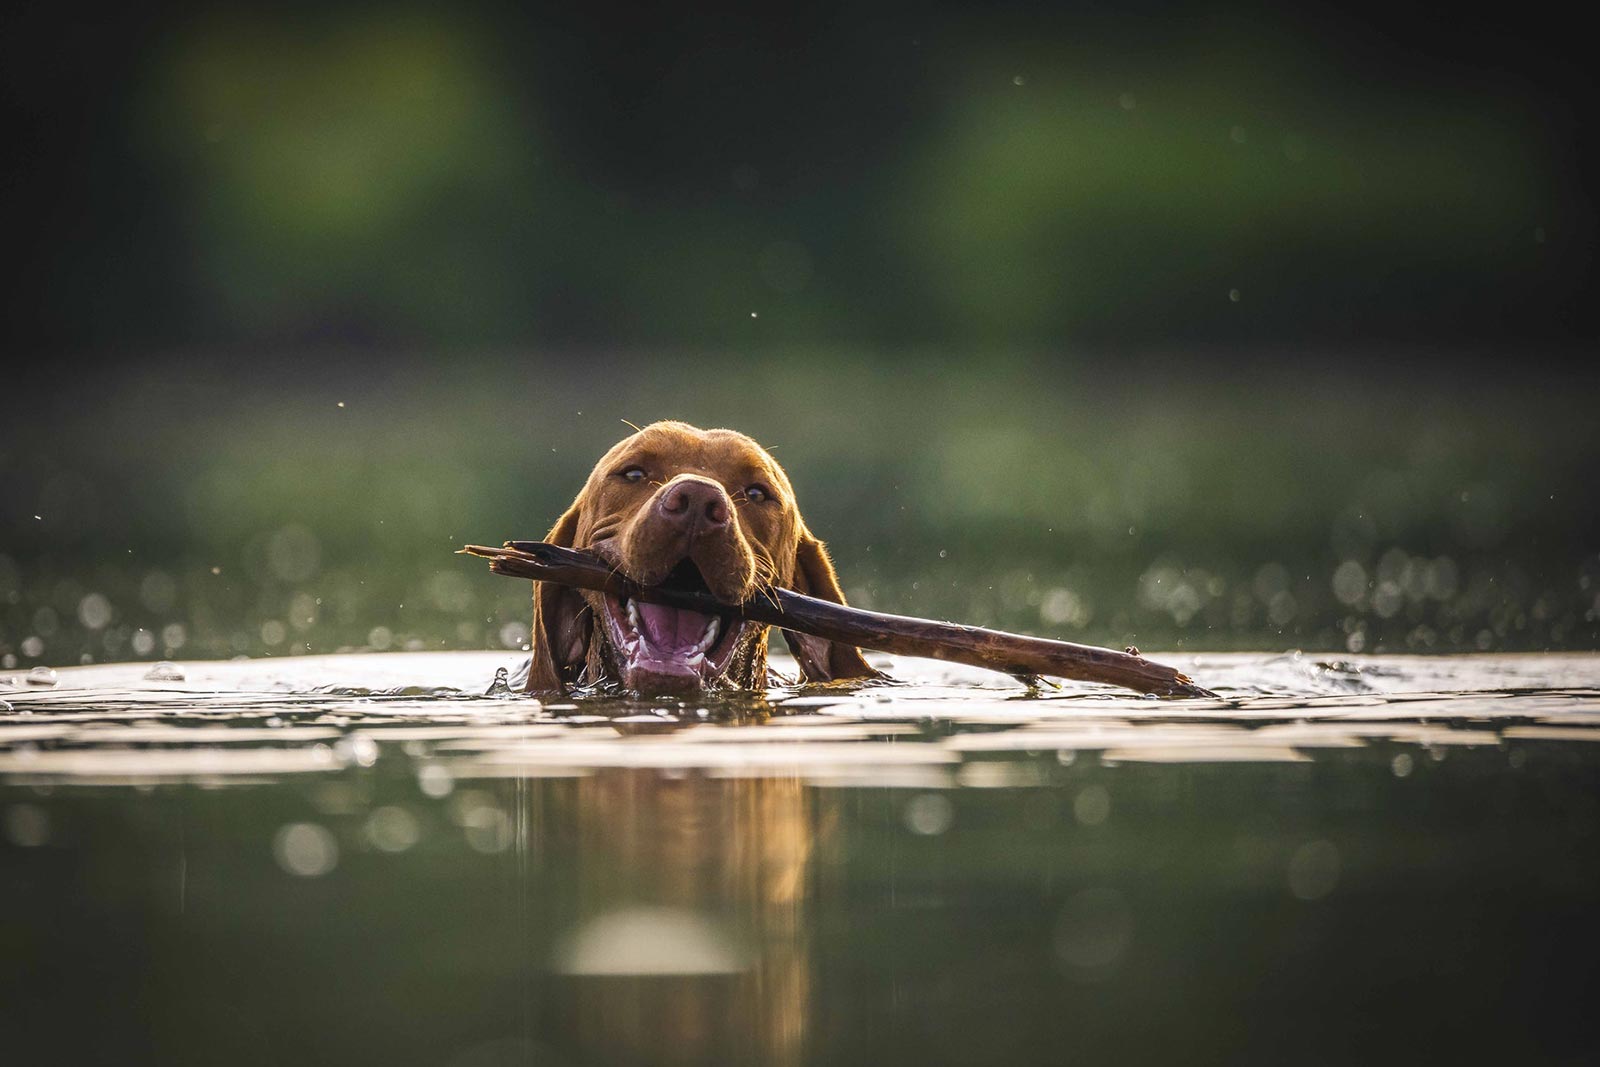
[460,541,1214,698]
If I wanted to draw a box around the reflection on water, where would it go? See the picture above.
[4,651,1600,1064]
[561,772,813,1065]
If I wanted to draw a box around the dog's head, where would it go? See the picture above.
[526,421,877,696]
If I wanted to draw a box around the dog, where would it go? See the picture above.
[524,420,879,696]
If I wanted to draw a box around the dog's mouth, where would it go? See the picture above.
[599,558,750,693]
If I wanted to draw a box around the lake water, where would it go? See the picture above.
[4,650,1599,1065]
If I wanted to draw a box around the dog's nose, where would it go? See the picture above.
[657,478,731,529]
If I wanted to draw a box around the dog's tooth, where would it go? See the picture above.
[626,600,641,631]
[701,617,720,651]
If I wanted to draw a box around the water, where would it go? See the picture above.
[4,650,1600,1064]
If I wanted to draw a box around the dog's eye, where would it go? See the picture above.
[620,467,647,483]
[744,484,769,503]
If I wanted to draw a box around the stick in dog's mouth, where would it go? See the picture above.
[460,541,1216,698]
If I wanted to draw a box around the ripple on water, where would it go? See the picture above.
[0,651,1596,786]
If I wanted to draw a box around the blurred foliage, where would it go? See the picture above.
[144,11,543,340]
[898,43,1558,343]
[2,2,1592,349]
[2,353,1595,667]
[1,3,1593,667]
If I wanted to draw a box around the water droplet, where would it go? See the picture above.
[418,763,454,798]
[334,734,379,767]
[1286,840,1340,901]
[4,804,51,847]
[498,620,530,650]
[273,822,339,877]
[143,661,186,682]
[462,804,512,853]
[266,525,320,583]
[903,793,954,835]
[161,622,188,651]
[77,592,113,631]
[1054,888,1133,976]
[24,666,57,687]
[1331,560,1368,606]
[1074,784,1111,825]
[365,806,420,852]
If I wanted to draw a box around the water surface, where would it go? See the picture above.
[4,651,1599,1065]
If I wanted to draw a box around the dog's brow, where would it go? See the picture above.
[610,448,657,469]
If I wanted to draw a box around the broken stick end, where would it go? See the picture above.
[1167,677,1219,699]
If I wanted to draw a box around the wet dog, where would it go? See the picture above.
[523,421,878,696]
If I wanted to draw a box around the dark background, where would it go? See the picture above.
[2,0,1596,666]
[5,0,1598,353]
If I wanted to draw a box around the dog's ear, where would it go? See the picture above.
[782,525,880,684]
[525,503,590,695]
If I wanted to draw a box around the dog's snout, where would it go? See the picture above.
[657,478,731,530]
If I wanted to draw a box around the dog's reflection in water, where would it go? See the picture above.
[552,769,826,1066]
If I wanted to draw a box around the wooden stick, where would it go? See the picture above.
[459,542,1215,699]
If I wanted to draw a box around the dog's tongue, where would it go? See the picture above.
[636,602,714,656]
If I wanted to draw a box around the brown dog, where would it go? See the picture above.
[524,421,878,696]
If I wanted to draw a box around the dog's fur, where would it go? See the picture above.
[524,421,877,696]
